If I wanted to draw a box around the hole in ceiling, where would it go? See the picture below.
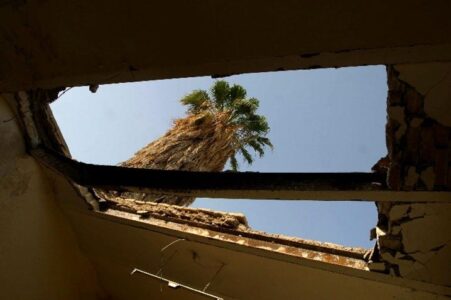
[51,65,387,248]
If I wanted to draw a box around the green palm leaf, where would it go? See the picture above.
[180,90,210,113]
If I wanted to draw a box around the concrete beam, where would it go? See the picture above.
[31,147,451,202]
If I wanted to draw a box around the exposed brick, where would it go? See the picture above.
[404,166,419,190]
[448,167,451,189]
[377,201,392,217]
[433,123,449,148]
[387,67,402,91]
[419,126,436,165]
[386,122,397,157]
[434,148,448,188]
[388,163,401,190]
[367,262,388,272]
[388,90,402,106]
[405,88,423,115]
[395,124,407,141]
[410,118,423,128]
[388,106,405,125]
[379,235,402,251]
[420,167,435,191]
[371,155,390,174]
[449,142,451,164]
[404,127,420,164]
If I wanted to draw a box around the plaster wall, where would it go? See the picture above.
[59,199,450,300]
[0,95,104,299]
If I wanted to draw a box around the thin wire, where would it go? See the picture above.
[157,238,185,292]
[161,238,185,253]
[157,249,179,277]
[130,268,223,300]
[203,263,225,292]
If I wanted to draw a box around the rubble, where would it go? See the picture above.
[104,196,249,231]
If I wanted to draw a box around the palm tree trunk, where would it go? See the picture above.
[102,112,236,206]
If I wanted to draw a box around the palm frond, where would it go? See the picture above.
[257,136,273,149]
[181,81,272,172]
[211,80,231,109]
[230,154,238,171]
[248,140,264,157]
[180,90,210,113]
[232,98,259,116]
[230,84,247,100]
[239,147,253,165]
[240,114,269,134]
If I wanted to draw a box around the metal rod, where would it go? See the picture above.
[130,268,223,300]
[31,146,451,202]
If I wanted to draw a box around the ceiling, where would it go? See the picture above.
[1,0,451,91]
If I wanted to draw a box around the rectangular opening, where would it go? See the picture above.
[48,66,387,248]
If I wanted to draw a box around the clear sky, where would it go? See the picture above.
[51,65,387,248]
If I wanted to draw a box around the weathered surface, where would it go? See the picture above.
[0,94,105,299]
[384,65,450,192]
[369,65,451,287]
[2,1,451,92]
[106,196,249,231]
[103,200,368,271]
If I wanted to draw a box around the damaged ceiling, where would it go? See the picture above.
[1,0,451,91]
[1,0,450,299]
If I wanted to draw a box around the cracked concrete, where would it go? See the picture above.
[370,65,451,286]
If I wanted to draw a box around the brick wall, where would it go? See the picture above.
[368,66,451,286]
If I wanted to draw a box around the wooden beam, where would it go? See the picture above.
[31,147,451,202]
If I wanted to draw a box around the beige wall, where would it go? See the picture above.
[0,95,104,299]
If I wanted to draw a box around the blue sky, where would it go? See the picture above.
[51,65,387,248]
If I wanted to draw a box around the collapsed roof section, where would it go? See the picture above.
[1,1,450,298]
[14,88,370,270]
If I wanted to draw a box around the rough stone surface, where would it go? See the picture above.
[404,167,419,189]
[420,167,435,191]
[385,66,450,192]
[388,204,409,221]
[388,106,405,124]
[378,236,402,250]
[410,118,423,128]
[105,196,249,231]
[373,66,451,287]
[434,148,448,187]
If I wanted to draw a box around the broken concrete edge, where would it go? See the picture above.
[12,89,371,269]
[101,195,368,262]
[11,90,100,211]
[102,207,367,270]
[386,65,450,192]
[370,65,451,286]
[4,42,451,92]
[102,195,249,229]
[97,208,451,298]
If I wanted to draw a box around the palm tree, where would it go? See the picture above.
[105,80,272,206]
